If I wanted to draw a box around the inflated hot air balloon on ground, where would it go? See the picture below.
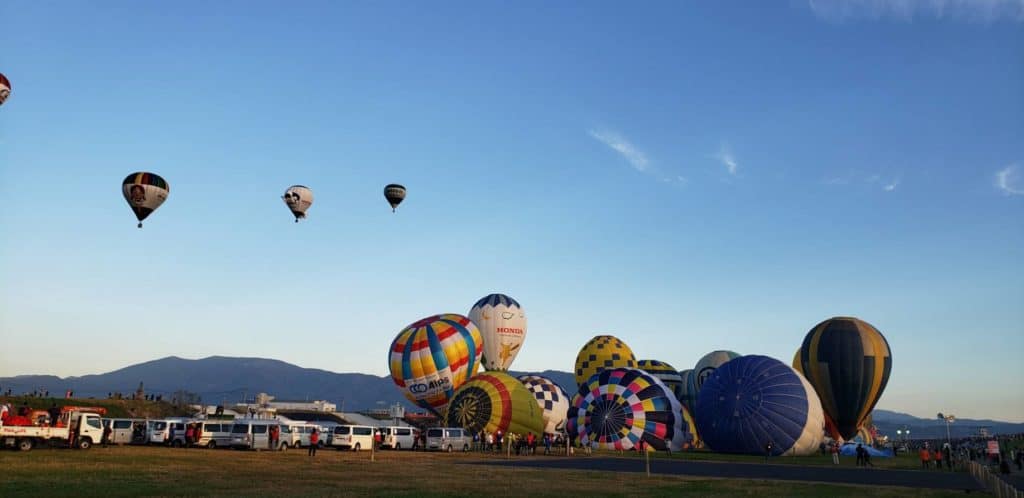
[695,355,824,456]
[445,372,546,438]
[469,294,527,371]
[637,360,684,401]
[384,184,406,212]
[678,369,698,415]
[693,350,740,393]
[573,335,637,387]
[282,185,313,222]
[122,172,169,228]
[792,349,803,375]
[0,73,11,106]
[680,405,700,449]
[567,368,691,451]
[518,375,570,434]
[389,314,483,416]
[798,316,892,441]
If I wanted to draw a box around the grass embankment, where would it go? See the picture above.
[610,449,931,470]
[0,447,970,497]
[0,396,188,419]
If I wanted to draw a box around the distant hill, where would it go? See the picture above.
[0,356,578,414]
[2,357,1021,438]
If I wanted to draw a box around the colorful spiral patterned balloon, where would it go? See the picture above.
[517,375,570,434]
[567,368,688,451]
[573,335,636,388]
[389,314,483,417]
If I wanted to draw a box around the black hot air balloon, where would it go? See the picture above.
[384,184,406,212]
[798,316,892,441]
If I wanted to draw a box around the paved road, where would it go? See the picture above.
[472,457,983,491]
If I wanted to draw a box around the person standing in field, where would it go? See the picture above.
[920,447,931,469]
[308,428,319,457]
[269,425,279,450]
[185,424,194,448]
[102,423,112,448]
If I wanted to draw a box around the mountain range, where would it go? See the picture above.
[2,356,1020,438]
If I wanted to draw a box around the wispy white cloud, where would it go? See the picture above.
[995,163,1023,195]
[823,170,901,191]
[588,129,649,172]
[712,144,739,176]
[883,178,900,191]
[806,0,1024,23]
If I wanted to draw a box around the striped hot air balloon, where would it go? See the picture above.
[445,372,545,438]
[798,317,892,441]
[388,314,483,417]
[637,359,685,401]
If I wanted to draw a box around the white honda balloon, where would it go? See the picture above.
[469,294,527,371]
[282,185,314,222]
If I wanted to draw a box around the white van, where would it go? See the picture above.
[196,421,235,449]
[147,418,191,446]
[101,418,144,445]
[229,420,279,450]
[381,426,415,450]
[426,427,471,452]
[284,423,323,449]
[331,425,374,451]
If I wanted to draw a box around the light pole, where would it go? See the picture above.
[937,413,954,445]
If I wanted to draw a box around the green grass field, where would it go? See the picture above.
[0,446,973,497]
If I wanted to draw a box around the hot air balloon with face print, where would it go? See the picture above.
[388,314,483,417]
[0,73,11,106]
[693,350,740,395]
[695,355,824,456]
[282,185,313,222]
[122,172,169,228]
[798,316,892,441]
[384,184,406,212]
[469,294,527,371]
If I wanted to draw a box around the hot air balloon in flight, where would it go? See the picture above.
[693,350,740,394]
[695,355,824,456]
[445,372,546,438]
[388,314,483,417]
[468,294,527,371]
[798,316,892,441]
[573,335,636,388]
[567,368,691,451]
[282,185,313,222]
[637,360,685,401]
[0,73,11,106]
[518,375,570,434]
[122,172,169,228]
[384,184,406,212]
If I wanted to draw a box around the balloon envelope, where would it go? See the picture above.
[388,314,483,416]
[518,375,570,434]
[573,335,637,388]
[384,184,406,212]
[122,172,169,227]
[567,368,690,451]
[282,185,313,221]
[445,372,545,437]
[694,350,740,393]
[468,294,527,371]
[0,72,10,106]
[637,360,685,401]
[798,316,892,441]
[695,355,824,456]
[678,369,698,416]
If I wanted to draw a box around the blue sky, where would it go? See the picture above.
[1,1,1021,421]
